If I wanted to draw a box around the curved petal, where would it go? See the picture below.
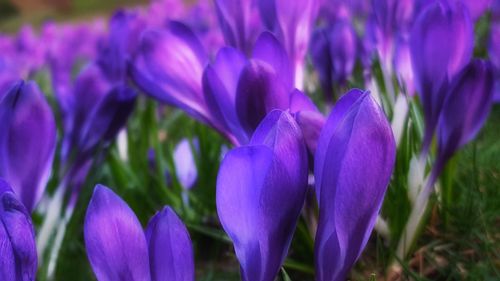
[314,88,365,200]
[235,61,289,138]
[214,0,254,52]
[0,179,37,281]
[0,81,56,211]
[437,60,494,170]
[217,111,308,281]
[78,84,137,158]
[145,206,195,281]
[314,91,396,281]
[410,0,473,152]
[130,22,212,124]
[252,32,293,90]
[84,185,151,281]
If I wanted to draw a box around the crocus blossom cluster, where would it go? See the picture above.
[0,0,497,280]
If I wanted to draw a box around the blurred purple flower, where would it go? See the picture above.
[258,0,319,87]
[428,60,495,190]
[410,0,473,154]
[314,89,396,280]
[0,179,37,281]
[217,110,308,281]
[84,185,194,281]
[173,139,198,190]
[310,19,358,100]
[0,81,56,212]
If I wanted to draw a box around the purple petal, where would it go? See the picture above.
[77,85,137,158]
[217,110,308,281]
[314,90,396,281]
[0,179,37,281]
[258,0,319,85]
[0,81,56,211]
[294,110,325,155]
[145,206,195,281]
[410,0,473,153]
[252,32,293,90]
[173,139,198,190]
[314,88,365,200]
[202,48,248,144]
[437,59,494,167]
[60,63,113,161]
[98,10,145,82]
[327,19,358,86]
[289,89,319,113]
[84,185,151,281]
[130,22,212,125]
[214,0,254,53]
[235,61,289,138]
[462,0,492,21]
[310,27,334,100]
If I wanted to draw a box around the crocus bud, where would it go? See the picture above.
[433,60,494,181]
[314,89,396,281]
[217,110,308,281]
[146,206,195,281]
[84,185,195,281]
[0,178,37,281]
[410,0,473,153]
[310,19,357,100]
[173,139,198,190]
[0,81,56,211]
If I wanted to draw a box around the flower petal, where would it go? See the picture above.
[314,90,396,281]
[0,81,56,211]
[84,185,151,281]
[130,21,212,125]
[217,110,308,281]
[235,61,289,138]
[410,0,473,152]
[145,206,195,281]
[437,59,494,169]
[0,179,37,281]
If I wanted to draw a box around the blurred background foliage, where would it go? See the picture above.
[1,0,499,280]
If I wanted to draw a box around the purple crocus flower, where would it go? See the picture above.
[410,0,473,154]
[217,110,308,281]
[427,60,495,192]
[314,89,396,280]
[310,18,358,100]
[173,139,198,190]
[84,185,195,281]
[0,179,37,281]
[258,0,319,87]
[371,0,415,70]
[0,81,56,212]
[204,32,318,145]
